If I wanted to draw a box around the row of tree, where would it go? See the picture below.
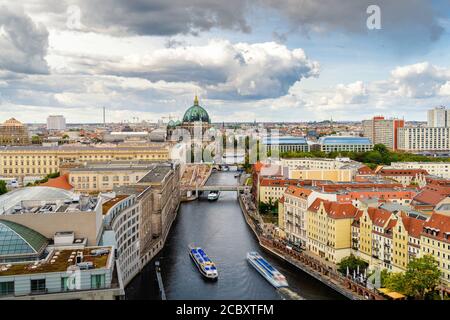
[338,254,443,299]
[281,144,450,169]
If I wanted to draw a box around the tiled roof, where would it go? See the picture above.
[413,188,448,206]
[378,169,429,176]
[422,213,450,243]
[400,212,425,239]
[308,198,358,219]
[357,166,374,175]
[41,174,73,191]
[284,185,312,199]
[367,207,393,227]
[260,178,299,187]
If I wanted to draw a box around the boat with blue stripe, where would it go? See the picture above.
[189,244,218,280]
[247,252,288,288]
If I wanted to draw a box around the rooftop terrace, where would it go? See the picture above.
[0,246,112,276]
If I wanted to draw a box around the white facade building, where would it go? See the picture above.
[47,115,66,131]
[103,194,141,287]
[397,127,450,152]
[427,106,450,127]
[390,162,450,179]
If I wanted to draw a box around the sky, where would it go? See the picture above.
[0,0,449,124]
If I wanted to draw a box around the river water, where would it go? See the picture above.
[125,171,345,300]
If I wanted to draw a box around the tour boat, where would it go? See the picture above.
[207,191,220,201]
[189,244,218,280]
[247,252,288,288]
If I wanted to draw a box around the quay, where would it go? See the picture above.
[238,192,385,300]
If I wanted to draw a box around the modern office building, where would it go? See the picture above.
[46,115,66,131]
[0,187,103,246]
[0,243,123,299]
[397,127,450,153]
[261,136,309,153]
[102,193,142,286]
[362,116,404,150]
[0,118,30,146]
[427,106,450,127]
[112,162,180,269]
[318,136,373,153]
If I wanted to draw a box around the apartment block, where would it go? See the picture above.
[362,116,404,150]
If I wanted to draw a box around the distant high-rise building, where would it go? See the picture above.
[0,118,30,146]
[427,106,450,127]
[397,127,450,152]
[362,116,404,150]
[47,115,66,131]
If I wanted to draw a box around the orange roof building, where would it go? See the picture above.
[41,173,73,191]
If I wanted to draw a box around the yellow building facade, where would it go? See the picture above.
[0,145,170,178]
[307,199,358,264]
[289,168,354,182]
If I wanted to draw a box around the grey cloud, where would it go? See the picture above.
[261,0,445,51]
[0,6,49,74]
[33,0,252,36]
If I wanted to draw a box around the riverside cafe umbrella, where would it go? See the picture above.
[377,288,406,300]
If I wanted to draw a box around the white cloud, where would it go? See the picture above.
[439,81,450,96]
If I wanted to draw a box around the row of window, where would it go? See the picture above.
[0,274,106,296]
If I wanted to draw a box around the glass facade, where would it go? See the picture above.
[0,281,14,296]
[91,274,106,289]
[0,220,48,261]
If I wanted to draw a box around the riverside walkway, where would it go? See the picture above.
[238,192,385,300]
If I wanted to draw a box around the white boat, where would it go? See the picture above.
[247,252,288,288]
[207,191,220,201]
[189,244,218,280]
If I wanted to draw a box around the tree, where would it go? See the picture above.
[337,255,368,275]
[373,143,389,155]
[385,255,441,299]
[0,180,7,195]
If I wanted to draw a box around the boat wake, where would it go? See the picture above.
[277,287,304,300]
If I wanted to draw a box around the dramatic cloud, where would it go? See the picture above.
[0,6,49,74]
[14,0,252,36]
[55,40,320,100]
[14,0,446,51]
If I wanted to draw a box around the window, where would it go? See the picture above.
[30,279,46,294]
[0,281,14,296]
[61,277,73,291]
[91,274,105,289]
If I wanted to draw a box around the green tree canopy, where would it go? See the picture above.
[0,180,7,195]
[385,255,441,299]
[337,254,368,275]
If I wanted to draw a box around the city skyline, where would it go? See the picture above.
[0,1,449,124]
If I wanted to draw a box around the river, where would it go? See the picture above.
[125,171,345,300]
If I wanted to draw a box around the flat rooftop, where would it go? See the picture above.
[0,246,112,276]
[102,195,129,215]
[139,165,172,183]
[0,144,168,152]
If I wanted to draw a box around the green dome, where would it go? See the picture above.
[182,96,210,123]
[167,120,175,128]
[175,120,182,126]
